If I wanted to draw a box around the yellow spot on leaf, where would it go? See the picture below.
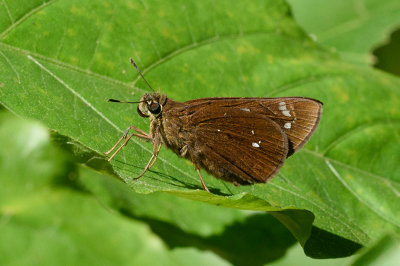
[2,205,17,215]
[236,42,260,55]
[158,10,166,17]
[67,28,76,37]
[103,2,111,8]
[332,85,349,103]
[70,56,78,64]
[180,63,189,72]
[347,116,355,125]
[236,45,247,54]
[339,92,349,102]
[96,53,103,61]
[267,54,274,64]
[195,73,204,81]
[70,5,84,15]
[380,76,391,86]
[161,27,178,43]
[345,173,354,180]
[106,61,115,69]
[214,53,227,62]
[161,27,170,37]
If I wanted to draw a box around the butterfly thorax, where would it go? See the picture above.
[149,97,189,158]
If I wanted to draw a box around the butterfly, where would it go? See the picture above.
[106,60,323,192]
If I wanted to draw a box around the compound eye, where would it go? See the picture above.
[137,105,149,117]
[148,102,161,115]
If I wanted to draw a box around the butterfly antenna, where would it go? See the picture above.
[107,99,144,104]
[130,58,155,92]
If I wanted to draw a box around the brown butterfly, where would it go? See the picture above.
[106,59,323,192]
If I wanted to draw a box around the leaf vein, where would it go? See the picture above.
[2,0,14,24]
[0,0,56,40]
[0,48,21,83]
[325,160,400,227]
[131,31,279,87]
[322,119,400,155]
[27,54,198,184]
[268,181,365,243]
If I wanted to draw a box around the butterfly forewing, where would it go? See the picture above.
[256,98,322,155]
[183,97,322,156]
[181,107,288,184]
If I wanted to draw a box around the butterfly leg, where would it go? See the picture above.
[148,143,162,168]
[195,168,210,192]
[105,126,152,161]
[187,148,210,192]
[133,127,161,180]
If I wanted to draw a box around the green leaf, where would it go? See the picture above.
[0,112,299,265]
[77,161,300,266]
[0,112,230,265]
[1,0,399,258]
[287,0,400,64]
[269,243,355,266]
[351,234,400,266]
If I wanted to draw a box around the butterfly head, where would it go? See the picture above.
[137,93,167,118]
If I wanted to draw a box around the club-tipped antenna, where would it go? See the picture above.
[108,99,144,104]
[130,58,155,92]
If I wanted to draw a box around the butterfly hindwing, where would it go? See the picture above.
[181,107,288,184]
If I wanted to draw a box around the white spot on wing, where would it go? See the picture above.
[252,142,260,148]
[217,129,221,132]
[284,122,291,129]
[240,108,250,112]
[279,102,291,116]
[278,102,286,110]
[251,130,255,135]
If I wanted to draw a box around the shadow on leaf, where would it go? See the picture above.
[120,208,296,266]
